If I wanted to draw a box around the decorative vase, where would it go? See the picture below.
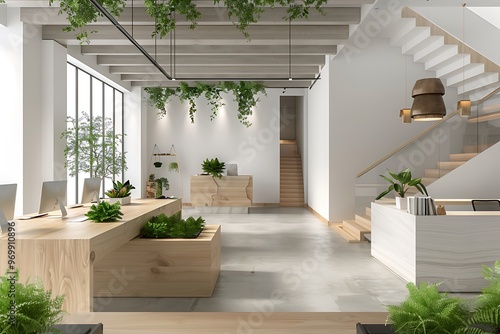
[395,196,407,210]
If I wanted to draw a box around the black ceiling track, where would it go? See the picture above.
[89,0,173,80]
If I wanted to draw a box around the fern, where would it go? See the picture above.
[0,271,65,334]
[85,201,123,222]
[387,282,468,334]
[201,158,225,178]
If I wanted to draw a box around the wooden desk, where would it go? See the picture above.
[63,312,389,334]
[0,198,181,313]
[371,202,500,292]
[190,175,253,207]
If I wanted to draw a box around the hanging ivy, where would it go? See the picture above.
[50,0,327,42]
[49,0,126,43]
[144,81,266,127]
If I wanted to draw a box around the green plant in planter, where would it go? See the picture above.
[202,158,225,178]
[386,281,469,334]
[105,180,135,198]
[168,162,179,172]
[140,212,205,238]
[85,201,123,222]
[376,168,428,200]
[0,271,65,334]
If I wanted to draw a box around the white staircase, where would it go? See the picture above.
[383,7,500,101]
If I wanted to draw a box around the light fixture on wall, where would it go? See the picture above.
[457,3,471,117]
[410,78,446,121]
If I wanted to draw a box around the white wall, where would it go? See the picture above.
[296,95,307,203]
[428,140,500,199]
[307,60,330,220]
[42,41,67,182]
[327,37,460,222]
[145,88,281,204]
[0,7,24,215]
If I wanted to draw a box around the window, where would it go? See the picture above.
[66,63,125,204]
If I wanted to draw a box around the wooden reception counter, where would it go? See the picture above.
[0,198,181,313]
[371,202,500,292]
[190,175,253,210]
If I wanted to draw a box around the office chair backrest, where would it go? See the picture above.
[472,199,500,211]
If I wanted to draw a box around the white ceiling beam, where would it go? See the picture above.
[122,73,317,81]
[22,7,360,25]
[42,25,349,46]
[109,65,320,75]
[81,44,337,56]
[97,54,325,66]
[131,80,316,88]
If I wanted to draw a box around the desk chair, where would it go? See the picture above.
[472,199,500,211]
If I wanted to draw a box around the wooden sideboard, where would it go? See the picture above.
[0,198,181,313]
[190,175,253,207]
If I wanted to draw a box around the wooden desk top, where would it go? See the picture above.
[64,312,390,334]
[4,198,180,240]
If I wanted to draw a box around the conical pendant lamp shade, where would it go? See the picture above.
[410,78,446,121]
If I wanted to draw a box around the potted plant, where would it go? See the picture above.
[85,201,123,222]
[0,271,103,334]
[358,261,500,334]
[168,161,179,172]
[376,168,428,210]
[201,158,225,178]
[154,177,170,199]
[153,161,162,168]
[104,180,135,205]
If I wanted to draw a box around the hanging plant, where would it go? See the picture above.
[144,87,177,118]
[49,0,126,43]
[145,82,266,127]
[144,0,201,38]
[196,82,225,120]
[177,82,202,123]
[51,0,326,42]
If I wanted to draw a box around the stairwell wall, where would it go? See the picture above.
[327,37,460,223]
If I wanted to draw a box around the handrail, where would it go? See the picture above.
[356,86,500,178]
[356,109,460,178]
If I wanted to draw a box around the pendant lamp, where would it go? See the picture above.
[410,78,446,121]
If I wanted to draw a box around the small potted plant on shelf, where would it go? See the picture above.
[104,180,135,205]
[376,168,428,210]
[85,201,123,222]
[201,158,225,178]
[168,161,179,172]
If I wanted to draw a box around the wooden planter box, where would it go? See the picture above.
[93,225,221,297]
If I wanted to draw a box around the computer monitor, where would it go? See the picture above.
[0,184,17,234]
[39,180,67,217]
[81,177,101,204]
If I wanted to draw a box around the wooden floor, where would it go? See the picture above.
[64,312,389,333]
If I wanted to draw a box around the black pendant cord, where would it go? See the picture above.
[89,0,172,80]
[131,0,134,37]
[173,10,176,80]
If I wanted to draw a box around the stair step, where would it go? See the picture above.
[445,63,485,85]
[437,161,466,169]
[355,215,371,230]
[404,35,442,56]
[424,169,451,178]
[463,144,491,153]
[331,223,365,243]
[365,207,371,217]
[397,26,430,50]
[449,152,478,161]
[415,44,456,64]
[427,53,469,73]
[280,193,304,198]
[343,220,370,241]
[421,177,438,186]
[280,203,304,207]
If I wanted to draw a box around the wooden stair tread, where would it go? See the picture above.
[448,152,478,161]
[331,223,366,243]
[355,215,371,230]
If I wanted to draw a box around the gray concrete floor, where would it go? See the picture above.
[94,207,415,312]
